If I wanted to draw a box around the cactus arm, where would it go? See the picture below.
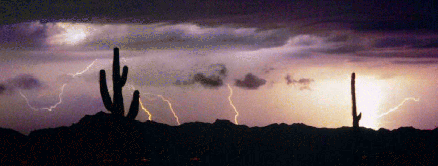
[120,66,128,86]
[357,113,362,120]
[99,70,113,111]
[127,90,140,120]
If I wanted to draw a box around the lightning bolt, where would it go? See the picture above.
[19,91,39,111]
[139,97,152,121]
[19,84,67,111]
[127,84,180,125]
[378,97,420,119]
[20,50,130,112]
[20,60,98,111]
[68,59,98,77]
[157,95,180,125]
[227,84,239,125]
[127,85,153,121]
[41,84,67,111]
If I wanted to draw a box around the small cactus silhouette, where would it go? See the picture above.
[100,48,139,120]
[351,72,361,128]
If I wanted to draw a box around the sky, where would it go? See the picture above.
[1,0,437,134]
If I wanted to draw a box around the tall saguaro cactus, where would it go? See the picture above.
[351,72,362,129]
[100,48,139,120]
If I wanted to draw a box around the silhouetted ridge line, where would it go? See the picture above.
[1,112,437,165]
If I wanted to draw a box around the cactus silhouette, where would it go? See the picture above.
[100,48,139,120]
[351,72,361,128]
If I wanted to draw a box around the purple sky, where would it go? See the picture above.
[1,0,437,134]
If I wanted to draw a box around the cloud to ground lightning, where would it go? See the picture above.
[157,95,180,125]
[19,84,67,111]
[378,97,420,119]
[139,97,152,121]
[128,84,180,125]
[227,84,239,125]
[19,58,99,112]
[19,91,39,111]
[128,84,153,121]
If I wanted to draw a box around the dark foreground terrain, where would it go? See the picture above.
[1,112,437,165]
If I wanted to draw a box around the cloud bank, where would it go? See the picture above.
[0,74,43,95]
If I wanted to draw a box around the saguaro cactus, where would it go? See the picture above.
[100,48,139,120]
[351,72,361,129]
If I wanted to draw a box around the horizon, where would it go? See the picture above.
[1,0,437,134]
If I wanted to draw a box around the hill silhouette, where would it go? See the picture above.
[1,112,437,165]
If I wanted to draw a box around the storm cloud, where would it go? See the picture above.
[177,64,228,88]
[374,37,438,49]
[193,74,223,88]
[285,74,314,90]
[235,73,266,90]
[391,60,438,65]
[0,74,43,95]
[0,22,47,49]
[0,84,6,94]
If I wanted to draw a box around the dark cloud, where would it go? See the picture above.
[235,73,266,90]
[374,37,423,48]
[0,84,5,94]
[373,37,438,49]
[9,74,42,90]
[417,40,438,48]
[177,64,227,88]
[391,60,438,65]
[0,22,48,48]
[349,0,437,31]
[352,19,438,32]
[2,21,290,52]
[0,74,43,95]
[285,74,314,90]
[356,49,438,58]
[85,24,288,50]
[193,74,223,88]
[3,0,437,32]
[285,74,293,85]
